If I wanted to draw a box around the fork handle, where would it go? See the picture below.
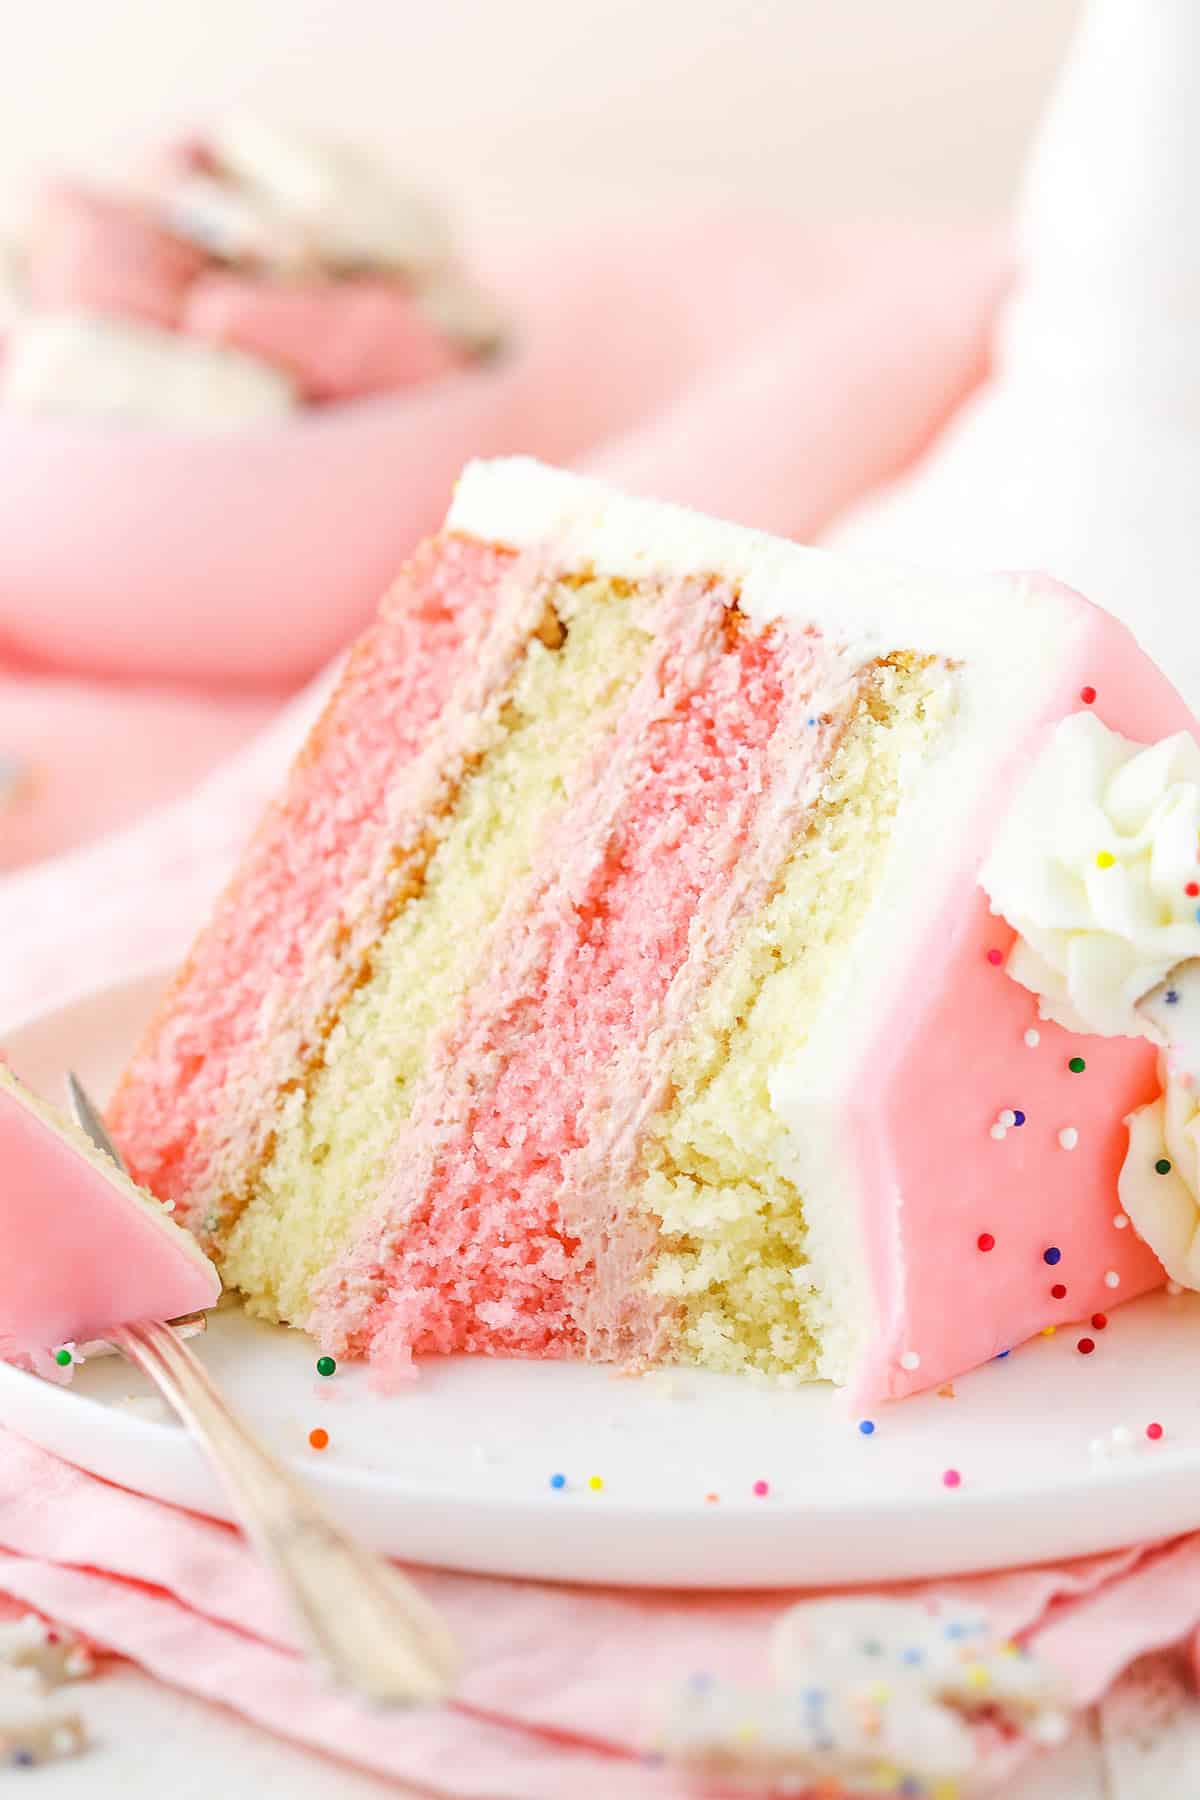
[113,1318,458,1707]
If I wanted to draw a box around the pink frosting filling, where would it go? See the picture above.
[110,537,511,1207]
[315,602,828,1372]
[0,1076,219,1356]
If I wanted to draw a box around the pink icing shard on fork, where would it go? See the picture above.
[0,1066,220,1359]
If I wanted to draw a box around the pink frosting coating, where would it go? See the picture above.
[0,1073,219,1355]
[852,596,1196,1406]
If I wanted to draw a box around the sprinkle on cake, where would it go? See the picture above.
[109,459,1200,1402]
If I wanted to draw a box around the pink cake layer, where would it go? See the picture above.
[847,598,1184,1405]
[311,599,853,1374]
[110,536,513,1215]
[0,1072,219,1356]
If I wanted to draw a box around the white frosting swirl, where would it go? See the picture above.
[1122,1053,1200,1288]
[980,712,1200,1038]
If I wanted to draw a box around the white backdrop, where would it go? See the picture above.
[0,0,1079,236]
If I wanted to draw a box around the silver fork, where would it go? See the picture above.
[65,1072,459,1708]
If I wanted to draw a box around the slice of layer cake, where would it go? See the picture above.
[0,1066,220,1359]
[109,459,1198,1404]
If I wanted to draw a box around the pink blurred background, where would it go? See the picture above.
[0,1,1079,869]
[0,2,1080,235]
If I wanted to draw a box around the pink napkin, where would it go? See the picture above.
[11,208,1192,1792]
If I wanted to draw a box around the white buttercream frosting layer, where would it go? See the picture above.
[448,457,1086,669]
[981,711,1200,1039]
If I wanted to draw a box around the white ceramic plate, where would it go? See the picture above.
[3,972,1200,1589]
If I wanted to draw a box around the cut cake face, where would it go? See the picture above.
[108,459,1196,1403]
[0,1066,220,1359]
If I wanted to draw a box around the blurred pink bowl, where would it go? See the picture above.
[0,358,527,688]
[0,213,804,689]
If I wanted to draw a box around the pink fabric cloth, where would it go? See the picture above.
[0,672,274,873]
[16,208,1192,1792]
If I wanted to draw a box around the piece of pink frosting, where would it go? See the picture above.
[26,180,212,330]
[183,274,465,403]
[851,592,1190,1406]
[0,1069,220,1357]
